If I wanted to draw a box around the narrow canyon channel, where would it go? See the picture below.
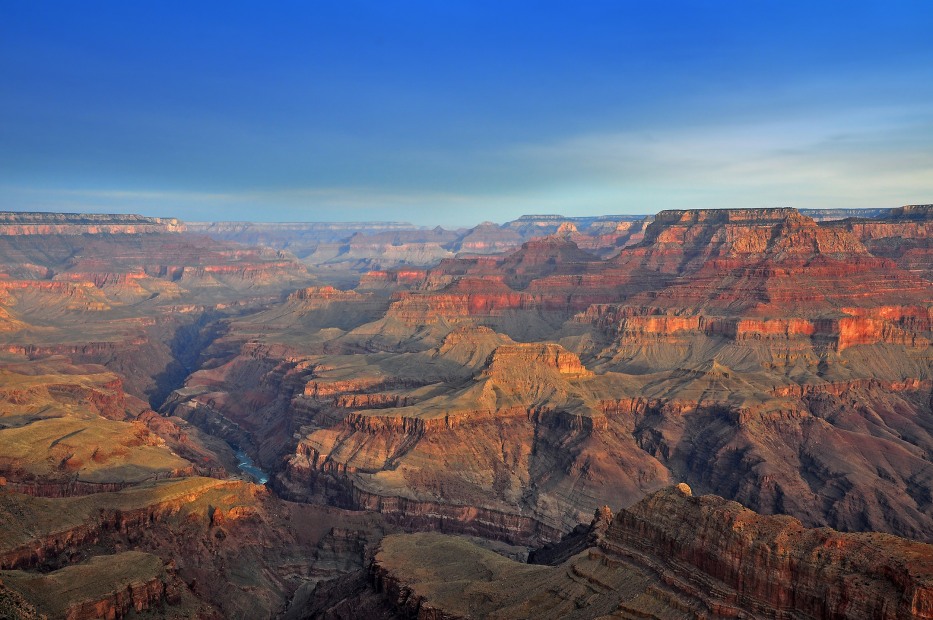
[236,448,269,484]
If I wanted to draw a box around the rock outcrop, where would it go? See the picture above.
[603,484,933,619]
[170,206,933,547]
[1,206,930,619]
[0,212,185,235]
[823,204,933,280]
[0,551,170,620]
[367,485,933,619]
[0,476,393,618]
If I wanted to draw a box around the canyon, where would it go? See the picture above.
[367,484,933,619]
[0,206,929,618]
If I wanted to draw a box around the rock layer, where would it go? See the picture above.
[368,485,933,619]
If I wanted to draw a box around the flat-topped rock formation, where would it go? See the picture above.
[0,472,393,618]
[187,215,655,281]
[822,204,933,281]
[0,206,929,619]
[187,220,421,233]
[0,551,171,620]
[159,206,933,548]
[799,207,892,220]
[0,212,185,235]
[368,484,933,619]
[622,207,869,270]
[0,221,317,403]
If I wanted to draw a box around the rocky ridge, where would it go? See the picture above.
[0,206,930,618]
[369,484,933,619]
[179,205,932,545]
[0,212,185,235]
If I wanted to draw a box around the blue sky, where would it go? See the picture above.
[2,1,932,225]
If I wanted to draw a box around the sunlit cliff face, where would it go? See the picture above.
[0,205,929,617]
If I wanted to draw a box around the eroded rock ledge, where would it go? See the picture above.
[369,485,933,619]
[0,212,185,235]
[606,484,933,619]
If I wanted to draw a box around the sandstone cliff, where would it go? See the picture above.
[0,212,185,235]
[367,485,933,619]
[171,207,933,546]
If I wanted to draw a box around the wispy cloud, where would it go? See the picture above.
[505,104,933,209]
[3,102,932,225]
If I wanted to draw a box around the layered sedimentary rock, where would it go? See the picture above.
[0,218,396,618]
[185,209,911,282]
[379,237,624,339]
[604,484,933,618]
[799,207,892,221]
[608,208,930,315]
[579,208,931,380]
[187,214,657,283]
[0,551,171,620]
[2,206,930,619]
[217,206,931,545]
[0,358,201,496]
[271,338,672,538]
[0,213,316,405]
[0,212,185,235]
[824,204,933,281]
[381,206,930,333]
[368,485,933,620]
[0,215,312,304]
[0,475,393,618]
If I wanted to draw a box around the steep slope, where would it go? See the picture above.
[0,212,317,404]
[181,207,933,544]
[367,484,933,620]
[273,338,673,538]
[1,206,929,619]
[0,302,390,618]
[609,207,929,314]
[0,475,394,619]
[0,212,185,235]
[187,214,655,285]
[576,209,933,537]
[825,204,933,281]
[0,358,214,496]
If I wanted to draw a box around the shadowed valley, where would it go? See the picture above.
[0,207,930,619]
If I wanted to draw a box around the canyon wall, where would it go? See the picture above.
[367,485,933,619]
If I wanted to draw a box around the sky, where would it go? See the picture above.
[2,1,932,226]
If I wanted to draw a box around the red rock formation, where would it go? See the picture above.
[368,485,933,620]
[603,484,933,619]
[497,236,601,280]
[0,212,185,235]
[358,268,430,289]
[823,205,933,280]
[6,208,925,619]
[0,479,243,570]
[162,207,933,551]
[304,377,386,399]
[289,286,363,302]
[64,575,167,620]
[334,393,414,409]
[482,343,593,379]
[374,207,931,331]
[576,304,931,351]
[387,277,526,323]
[611,208,930,314]
[382,240,624,325]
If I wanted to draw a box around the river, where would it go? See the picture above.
[235,448,269,484]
